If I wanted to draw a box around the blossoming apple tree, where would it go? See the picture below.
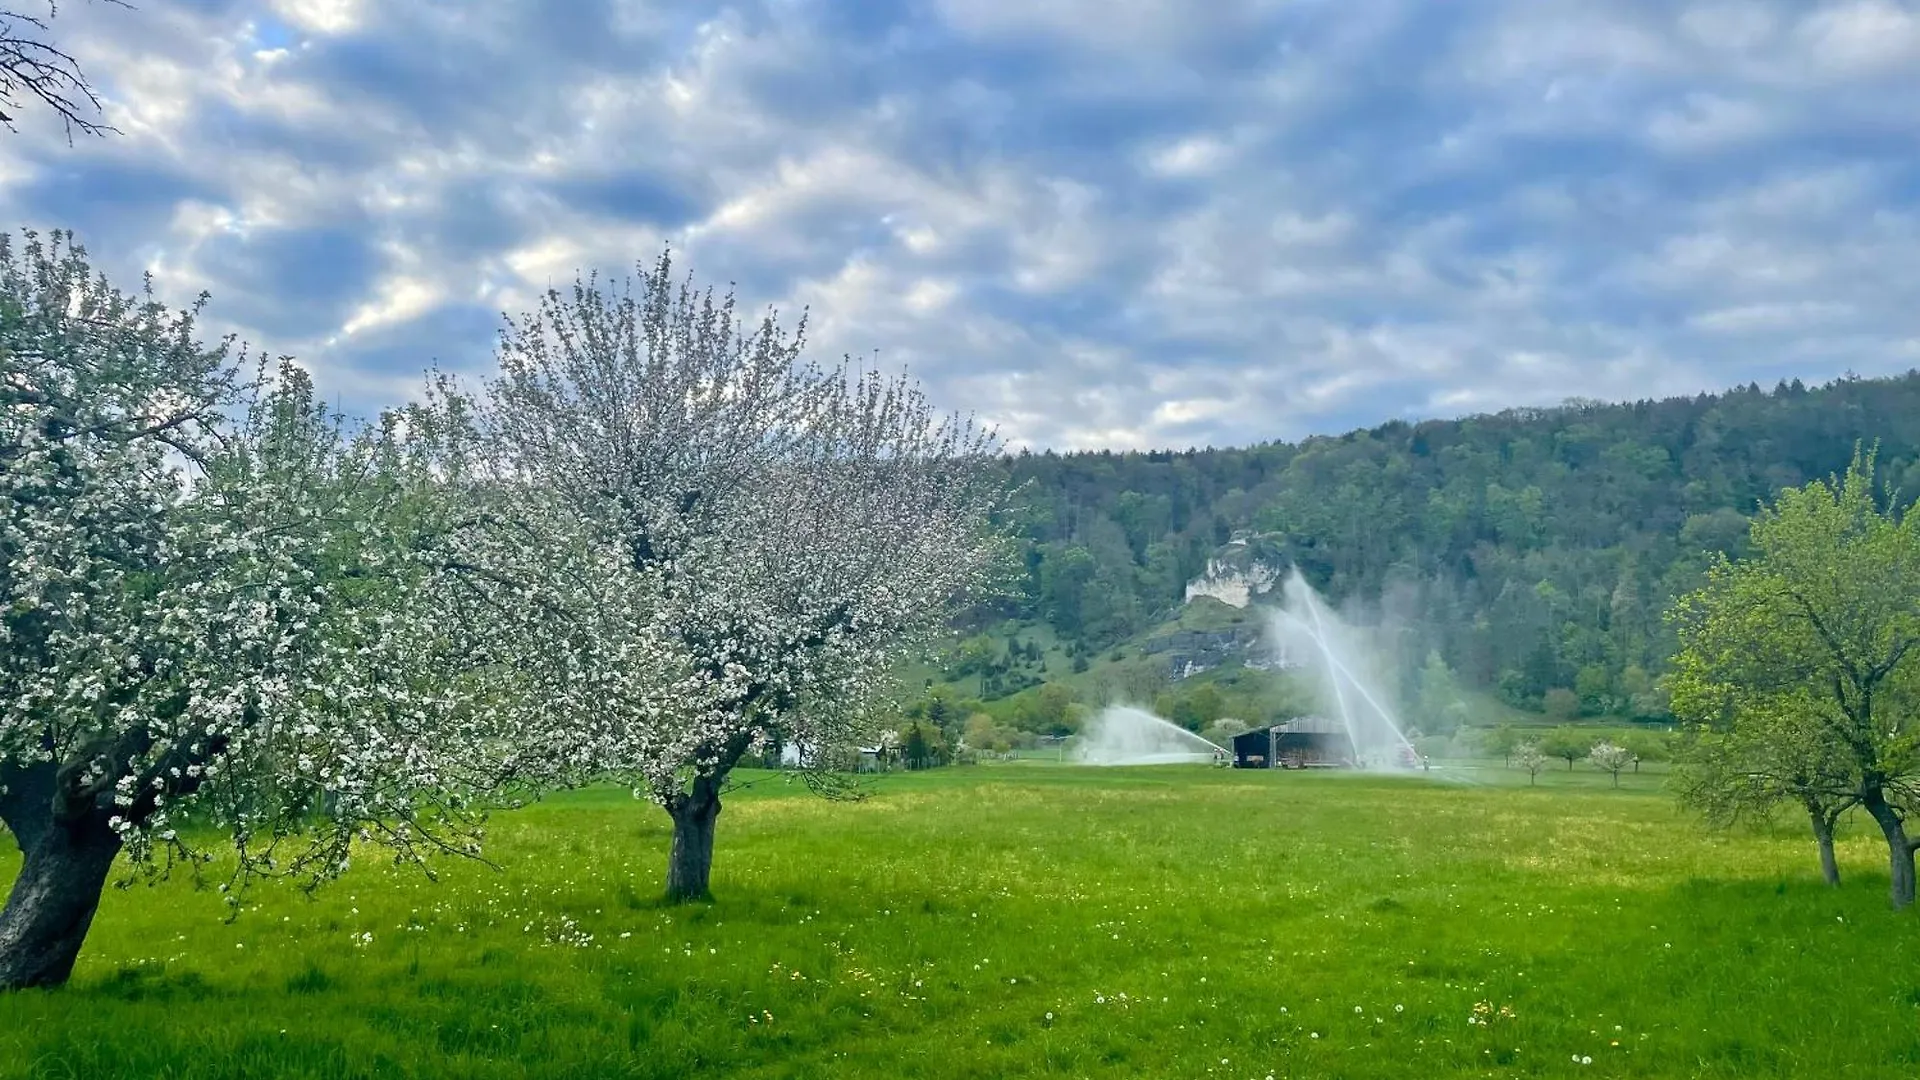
[0,232,547,989]
[455,253,1009,901]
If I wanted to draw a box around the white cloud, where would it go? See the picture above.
[340,275,441,338]
[5,0,1920,450]
[271,0,367,36]
[1797,0,1920,74]
[1678,4,1783,53]
[1689,301,1857,334]
[1146,134,1234,178]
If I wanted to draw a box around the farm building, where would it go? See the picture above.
[1231,716,1353,769]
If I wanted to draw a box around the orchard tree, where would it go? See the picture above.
[1670,448,1920,908]
[1484,724,1520,767]
[1587,740,1633,788]
[1539,727,1588,772]
[1671,693,1857,887]
[450,253,1009,902]
[1513,742,1549,786]
[1622,731,1670,773]
[0,232,545,989]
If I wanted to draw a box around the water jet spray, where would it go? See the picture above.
[1267,570,1417,770]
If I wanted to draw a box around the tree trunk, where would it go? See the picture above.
[1808,809,1840,887]
[1861,790,1916,910]
[664,774,723,903]
[0,800,122,991]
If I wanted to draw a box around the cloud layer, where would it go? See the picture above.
[7,0,1920,449]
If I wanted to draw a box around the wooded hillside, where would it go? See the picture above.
[953,372,1920,724]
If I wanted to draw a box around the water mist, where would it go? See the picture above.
[1267,569,1418,770]
[1072,706,1225,766]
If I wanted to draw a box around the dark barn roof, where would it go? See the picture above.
[1233,717,1352,768]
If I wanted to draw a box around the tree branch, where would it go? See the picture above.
[0,2,130,144]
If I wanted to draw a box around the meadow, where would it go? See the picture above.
[2,763,1916,1079]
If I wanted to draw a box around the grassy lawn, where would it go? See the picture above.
[2,764,1917,1078]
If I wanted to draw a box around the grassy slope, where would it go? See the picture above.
[4,766,1917,1078]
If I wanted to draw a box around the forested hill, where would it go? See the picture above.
[972,371,1920,720]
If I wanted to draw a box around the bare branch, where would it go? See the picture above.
[0,2,130,144]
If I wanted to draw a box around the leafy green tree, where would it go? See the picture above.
[1618,665,1659,718]
[962,712,1017,755]
[1622,730,1670,771]
[1671,696,1857,887]
[1539,728,1589,771]
[952,635,1001,695]
[1155,683,1226,732]
[1574,665,1613,716]
[1483,724,1520,767]
[902,723,933,769]
[1414,651,1464,734]
[921,691,969,746]
[1016,682,1078,736]
[1670,448,1920,907]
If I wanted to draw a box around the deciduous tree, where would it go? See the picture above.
[1539,727,1588,772]
[0,232,538,989]
[1513,742,1549,786]
[1587,740,1633,788]
[1670,448,1920,908]
[445,253,1009,902]
[1671,694,1857,887]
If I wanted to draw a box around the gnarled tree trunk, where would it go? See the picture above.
[1861,789,1916,910]
[664,773,723,903]
[1807,806,1840,888]
[0,761,123,991]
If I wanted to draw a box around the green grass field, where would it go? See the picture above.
[3,763,1917,1079]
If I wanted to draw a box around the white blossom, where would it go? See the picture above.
[416,251,1010,895]
[0,231,545,927]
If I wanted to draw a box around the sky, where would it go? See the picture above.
[6,0,1920,451]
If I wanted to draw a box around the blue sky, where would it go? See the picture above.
[7,0,1920,450]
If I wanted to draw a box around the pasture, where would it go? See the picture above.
[2,763,1916,1079]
